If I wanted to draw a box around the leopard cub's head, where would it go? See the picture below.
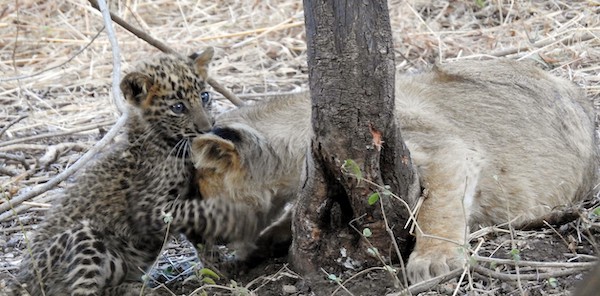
[120,48,215,141]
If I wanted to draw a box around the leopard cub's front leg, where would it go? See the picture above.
[169,198,264,258]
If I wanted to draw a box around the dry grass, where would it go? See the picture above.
[1,0,599,295]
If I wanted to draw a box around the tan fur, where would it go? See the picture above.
[191,59,598,282]
[194,135,246,203]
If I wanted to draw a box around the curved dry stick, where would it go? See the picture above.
[472,265,590,282]
[0,152,30,171]
[0,121,115,148]
[87,0,244,107]
[206,78,245,107]
[88,0,175,55]
[0,115,27,138]
[388,262,593,295]
[0,194,57,222]
[515,207,581,231]
[386,268,464,296]
[472,255,597,269]
[0,0,127,221]
[491,32,596,57]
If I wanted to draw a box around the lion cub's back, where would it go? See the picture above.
[395,59,597,224]
[217,92,313,154]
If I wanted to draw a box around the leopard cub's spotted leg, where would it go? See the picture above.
[169,198,265,260]
[32,223,128,296]
[104,282,169,296]
[69,226,128,296]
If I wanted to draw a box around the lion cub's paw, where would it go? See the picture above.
[406,245,465,283]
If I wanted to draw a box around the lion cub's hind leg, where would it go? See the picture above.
[406,140,485,283]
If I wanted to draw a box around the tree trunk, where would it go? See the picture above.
[291,0,416,274]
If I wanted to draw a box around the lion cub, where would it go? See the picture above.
[191,59,598,282]
[191,93,311,261]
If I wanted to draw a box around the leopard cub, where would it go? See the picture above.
[13,48,258,296]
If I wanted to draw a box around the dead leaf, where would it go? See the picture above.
[368,122,384,151]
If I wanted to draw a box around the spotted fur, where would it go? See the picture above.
[14,48,259,296]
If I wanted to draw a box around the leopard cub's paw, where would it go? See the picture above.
[406,245,466,284]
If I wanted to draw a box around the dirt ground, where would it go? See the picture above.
[1,0,600,295]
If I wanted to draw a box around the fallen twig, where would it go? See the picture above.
[87,0,244,107]
[194,21,304,43]
[0,115,27,139]
[0,120,115,148]
[38,143,90,170]
[0,144,81,153]
[0,193,59,222]
[0,152,31,171]
[472,255,597,269]
[491,32,596,58]
[386,268,464,296]
[206,77,245,107]
[0,0,127,221]
[471,265,589,282]
[320,268,356,296]
[88,0,176,55]
[0,166,19,177]
[385,255,597,295]
[330,267,387,296]
[515,207,581,231]
[1,224,35,234]
[246,264,301,292]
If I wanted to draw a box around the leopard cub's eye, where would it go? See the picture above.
[170,102,186,114]
[201,91,211,104]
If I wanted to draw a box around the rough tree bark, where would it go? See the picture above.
[291,1,416,274]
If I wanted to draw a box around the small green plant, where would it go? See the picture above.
[509,248,521,261]
[229,279,251,296]
[327,272,341,283]
[547,277,559,288]
[366,247,379,257]
[475,0,486,8]
[339,158,404,287]
[341,159,362,182]
[383,265,397,273]
[368,186,392,206]
[367,192,380,205]
[196,267,220,285]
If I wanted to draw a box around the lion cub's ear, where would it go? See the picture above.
[189,47,214,80]
[120,72,153,107]
[192,133,240,172]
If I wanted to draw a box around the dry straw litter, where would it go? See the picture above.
[1,0,599,294]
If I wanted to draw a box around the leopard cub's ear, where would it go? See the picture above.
[192,133,240,172]
[120,72,153,106]
[190,47,214,80]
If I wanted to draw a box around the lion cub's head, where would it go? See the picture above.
[191,124,283,208]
